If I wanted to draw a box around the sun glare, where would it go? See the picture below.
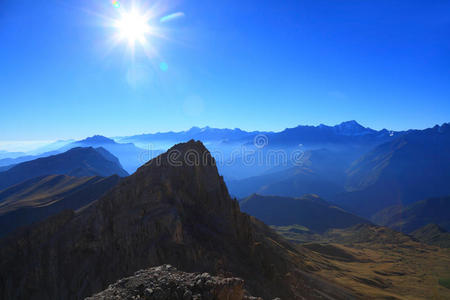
[114,9,152,48]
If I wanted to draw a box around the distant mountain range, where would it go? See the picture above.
[62,135,161,173]
[0,174,120,237]
[0,147,128,190]
[227,148,356,198]
[240,194,369,233]
[0,136,157,174]
[0,121,400,180]
[119,120,398,147]
[1,121,449,224]
[335,123,450,217]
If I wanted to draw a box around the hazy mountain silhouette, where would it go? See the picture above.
[240,194,369,233]
[227,148,356,198]
[0,150,60,168]
[119,126,265,146]
[262,120,399,147]
[0,147,128,190]
[0,151,25,160]
[336,123,450,217]
[63,135,159,174]
[120,121,397,147]
[0,140,355,300]
[0,136,156,174]
[0,175,120,237]
[229,166,343,199]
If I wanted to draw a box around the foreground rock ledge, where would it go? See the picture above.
[86,265,266,300]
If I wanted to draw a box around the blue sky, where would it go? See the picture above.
[1,0,449,141]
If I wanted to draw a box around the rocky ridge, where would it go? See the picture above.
[86,264,264,300]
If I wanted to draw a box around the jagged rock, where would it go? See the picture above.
[86,264,259,300]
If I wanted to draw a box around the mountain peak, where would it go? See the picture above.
[336,120,364,128]
[78,135,116,145]
[333,120,375,136]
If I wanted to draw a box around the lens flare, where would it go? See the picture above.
[160,12,185,23]
[112,0,120,8]
[159,62,168,71]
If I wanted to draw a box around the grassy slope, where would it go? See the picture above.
[294,225,450,299]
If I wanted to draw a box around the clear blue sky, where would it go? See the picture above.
[1,0,449,141]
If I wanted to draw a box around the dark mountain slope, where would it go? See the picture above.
[0,175,120,237]
[0,140,355,300]
[0,147,128,190]
[336,123,450,217]
[411,224,450,248]
[372,196,450,233]
[240,194,370,233]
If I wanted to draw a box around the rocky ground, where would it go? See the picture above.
[86,264,264,300]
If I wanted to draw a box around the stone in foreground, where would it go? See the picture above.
[86,264,262,300]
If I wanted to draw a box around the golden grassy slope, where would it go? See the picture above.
[297,225,450,299]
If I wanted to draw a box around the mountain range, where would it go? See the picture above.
[0,141,356,300]
[1,121,449,216]
[335,123,450,217]
[0,136,156,174]
[0,147,127,191]
[0,138,449,299]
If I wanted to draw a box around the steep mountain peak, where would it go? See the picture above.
[339,120,362,127]
[132,139,232,215]
[186,126,202,134]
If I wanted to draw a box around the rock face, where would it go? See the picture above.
[0,140,355,300]
[87,264,258,300]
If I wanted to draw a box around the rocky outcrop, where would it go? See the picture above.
[86,264,260,300]
[0,140,356,300]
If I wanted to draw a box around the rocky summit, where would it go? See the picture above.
[0,140,355,300]
[86,264,262,300]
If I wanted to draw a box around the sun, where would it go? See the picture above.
[114,8,152,48]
